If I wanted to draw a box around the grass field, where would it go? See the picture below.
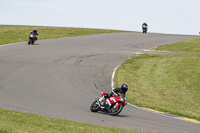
[115,37,200,120]
[0,25,128,45]
[0,108,141,133]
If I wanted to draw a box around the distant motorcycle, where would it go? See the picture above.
[90,92,127,116]
[28,32,37,45]
[142,25,148,34]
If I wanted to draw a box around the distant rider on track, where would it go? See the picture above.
[32,28,38,40]
[142,22,148,34]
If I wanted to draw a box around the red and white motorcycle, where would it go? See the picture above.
[90,92,127,116]
[28,32,37,45]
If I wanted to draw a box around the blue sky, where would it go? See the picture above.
[1,0,200,35]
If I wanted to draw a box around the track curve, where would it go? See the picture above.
[0,33,199,133]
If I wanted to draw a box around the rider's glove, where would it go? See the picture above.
[104,94,110,98]
[109,93,113,97]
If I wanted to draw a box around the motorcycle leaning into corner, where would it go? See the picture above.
[28,32,38,45]
[90,92,127,116]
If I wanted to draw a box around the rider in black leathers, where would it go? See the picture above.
[101,84,128,111]
[105,84,128,98]
[142,22,148,34]
[32,28,38,40]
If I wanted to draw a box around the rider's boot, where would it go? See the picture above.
[105,104,110,112]
[105,99,111,112]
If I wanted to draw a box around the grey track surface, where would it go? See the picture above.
[0,33,200,133]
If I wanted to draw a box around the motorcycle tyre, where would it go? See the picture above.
[28,41,30,45]
[90,100,100,112]
[109,104,123,116]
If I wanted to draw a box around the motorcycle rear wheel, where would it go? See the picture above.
[109,103,123,116]
[90,100,100,112]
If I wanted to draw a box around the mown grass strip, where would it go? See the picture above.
[115,53,200,121]
[0,108,141,133]
[0,25,129,45]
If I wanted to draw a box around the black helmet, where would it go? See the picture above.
[121,84,128,92]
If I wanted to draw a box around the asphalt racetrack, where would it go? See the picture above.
[0,33,199,133]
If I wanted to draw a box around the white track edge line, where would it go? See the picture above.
[111,64,120,90]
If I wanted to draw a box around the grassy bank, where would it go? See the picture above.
[155,38,200,53]
[0,25,128,45]
[0,108,140,133]
[115,38,200,120]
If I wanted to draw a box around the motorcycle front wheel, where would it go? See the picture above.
[109,103,123,116]
[90,100,100,112]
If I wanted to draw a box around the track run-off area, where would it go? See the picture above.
[0,33,199,133]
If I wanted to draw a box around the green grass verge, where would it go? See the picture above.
[0,108,141,133]
[155,38,200,53]
[115,53,200,120]
[0,25,128,45]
